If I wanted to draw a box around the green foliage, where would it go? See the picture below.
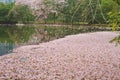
[113,0,120,5]
[78,0,111,24]
[0,3,34,24]
[8,5,35,23]
[95,0,113,23]
[0,3,14,23]
[45,0,113,24]
[107,0,120,30]
[108,0,120,44]
[108,11,120,30]
[110,35,120,45]
[58,0,81,24]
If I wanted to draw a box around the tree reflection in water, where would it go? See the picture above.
[0,24,110,56]
[0,25,35,56]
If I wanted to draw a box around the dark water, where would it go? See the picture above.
[0,43,15,56]
[0,25,112,56]
[0,25,36,56]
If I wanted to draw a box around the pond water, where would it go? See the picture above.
[0,25,112,56]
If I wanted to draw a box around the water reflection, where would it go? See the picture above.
[0,25,112,56]
[0,25,35,56]
[0,43,15,56]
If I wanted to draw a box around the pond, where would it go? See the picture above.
[0,24,112,56]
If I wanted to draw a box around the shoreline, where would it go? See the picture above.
[0,31,120,80]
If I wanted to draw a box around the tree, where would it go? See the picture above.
[0,3,14,23]
[8,4,35,23]
[33,0,54,23]
[30,0,119,25]
[109,0,120,44]
[43,0,113,24]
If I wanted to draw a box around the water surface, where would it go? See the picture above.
[0,25,111,56]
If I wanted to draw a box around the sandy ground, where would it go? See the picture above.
[0,31,120,80]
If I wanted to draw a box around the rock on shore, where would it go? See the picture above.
[0,32,120,80]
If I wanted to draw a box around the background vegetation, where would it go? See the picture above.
[0,2,35,24]
[0,0,119,44]
[0,0,118,25]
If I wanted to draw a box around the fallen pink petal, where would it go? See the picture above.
[0,32,120,80]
